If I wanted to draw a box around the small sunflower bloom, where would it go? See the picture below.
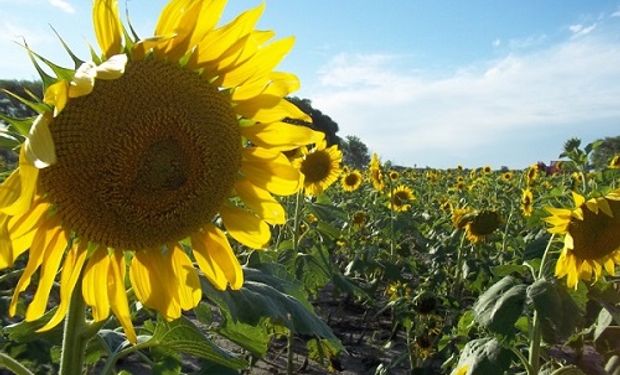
[501,171,513,182]
[351,211,368,228]
[0,0,322,343]
[464,210,502,244]
[545,190,620,289]
[521,188,534,217]
[609,154,620,169]
[388,185,415,212]
[341,169,363,192]
[368,153,385,192]
[388,170,399,181]
[297,139,342,196]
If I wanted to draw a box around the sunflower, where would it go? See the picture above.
[545,190,620,289]
[0,0,323,343]
[341,169,363,192]
[501,171,513,182]
[521,188,534,217]
[464,210,502,244]
[609,154,620,169]
[451,364,470,375]
[451,207,473,229]
[388,185,415,212]
[296,139,342,196]
[351,211,368,228]
[388,170,399,181]
[526,163,539,185]
[368,153,385,191]
[482,165,492,174]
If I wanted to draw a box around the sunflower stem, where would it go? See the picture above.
[0,352,35,375]
[286,323,295,375]
[59,275,88,375]
[292,191,302,253]
[527,234,555,375]
[452,231,468,297]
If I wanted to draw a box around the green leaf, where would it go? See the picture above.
[594,309,613,342]
[457,310,475,337]
[473,276,527,336]
[308,201,347,221]
[0,114,34,136]
[202,267,340,346]
[606,355,620,375]
[527,278,583,344]
[144,317,247,370]
[455,337,513,375]
[491,264,530,277]
[217,313,270,357]
[523,233,551,260]
[306,338,340,371]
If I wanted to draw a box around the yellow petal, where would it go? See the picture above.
[585,200,599,214]
[220,205,270,249]
[219,36,295,89]
[93,0,123,58]
[82,248,111,321]
[170,244,201,310]
[235,96,311,123]
[129,249,180,320]
[24,112,56,169]
[604,259,616,276]
[38,243,87,332]
[95,54,128,80]
[1,148,39,216]
[0,216,13,269]
[8,200,50,240]
[193,224,243,290]
[9,219,62,316]
[241,147,300,196]
[25,227,68,321]
[187,0,228,48]
[192,3,264,65]
[572,191,585,207]
[108,250,137,344]
[235,179,285,224]
[43,80,69,116]
[241,121,324,151]
[154,0,206,59]
[564,233,574,250]
[232,70,296,101]
[0,171,21,210]
[69,61,97,98]
[597,198,613,217]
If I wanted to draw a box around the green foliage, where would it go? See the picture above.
[473,276,527,336]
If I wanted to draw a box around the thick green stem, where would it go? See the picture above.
[528,234,555,375]
[292,191,302,253]
[0,353,35,375]
[59,278,87,375]
[452,232,468,296]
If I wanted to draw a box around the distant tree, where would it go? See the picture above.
[341,135,370,169]
[591,136,620,169]
[286,96,341,146]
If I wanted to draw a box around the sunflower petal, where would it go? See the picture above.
[1,148,39,217]
[201,224,243,289]
[93,0,123,58]
[235,96,311,123]
[108,250,137,343]
[95,54,128,80]
[235,179,285,224]
[170,245,201,310]
[24,112,56,169]
[241,122,324,151]
[130,250,180,320]
[82,248,111,321]
[241,147,300,196]
[38,243,87,332]
[191,231,228,291]
[43,80,69,116]
[220,205,270,249]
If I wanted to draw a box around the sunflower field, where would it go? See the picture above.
[1,1,620,375]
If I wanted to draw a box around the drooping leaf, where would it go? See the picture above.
[454,337,513,375]
[473,276,527,336]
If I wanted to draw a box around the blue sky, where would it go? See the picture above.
[1,1,620,168]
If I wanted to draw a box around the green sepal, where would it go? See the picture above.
[50,25,84,69]
[0,114,34,136]
[1,89,49,114]
[19,40,55,90]
[88,44,103,65]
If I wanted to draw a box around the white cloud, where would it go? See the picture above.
[492,38,501,47]
[569,23,597,37]
[48,0,75,14]
[310,35,620,168]
[611,7,620,18]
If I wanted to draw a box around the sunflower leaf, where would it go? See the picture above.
[473,276,527,336]
[455,337,513,375]
[144,317,247,370]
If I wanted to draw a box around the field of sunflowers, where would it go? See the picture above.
[1,1,620,375]
[2,133,619,374]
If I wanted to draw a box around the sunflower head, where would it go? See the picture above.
[501,171,513,182]
[545,190,620,289]
[388,185,415,212]
[526,163,539,184]
[483,165,492,174]
[351,211,368,228]
[609,154,620,169]
[297,139,342,196]
[521,188,534,217]
[341,169,363,192]
[451,207,474,229]
[389,170,400,181]
[0,0,322,343]
[413,292,437,315]
[465,210,502,243]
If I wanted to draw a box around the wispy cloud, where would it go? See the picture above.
[48,0,75,14]
[611,7,620,18]
[310,33,620,167]
[569,23,597,38]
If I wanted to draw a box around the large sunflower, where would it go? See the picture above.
[296,139,342,196]
[0,0,322,343]
[545,190,620,289]
[341,169,363,192]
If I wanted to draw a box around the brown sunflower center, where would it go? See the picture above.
[301,150,331,183]
[40,58,241,250]
[393,191,411,206]
[569,200,620,260]
[468,211,501,236]
[344,173,359,186]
